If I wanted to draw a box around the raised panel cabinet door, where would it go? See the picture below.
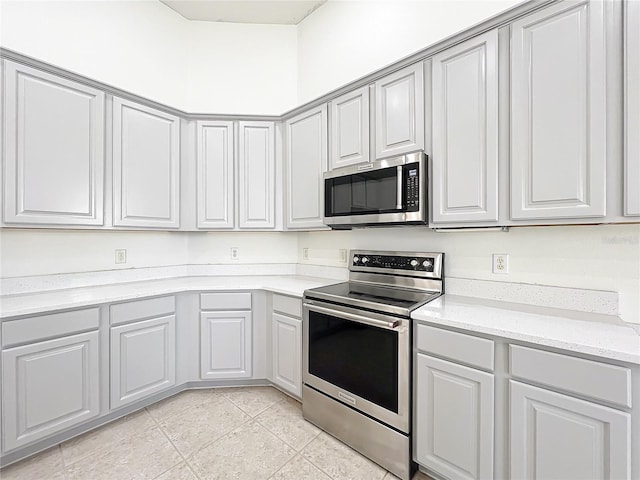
[110,315,176,409]
[285,105,327,230]
[511,0,607,220]
[510,380,630,480]
[200,311,252,379]
[375,63,425,159]
[2,331,100,451]
[625,0,640,216]
[431,30,499,224]
[329,86,370,169]
[238,121,275,229]
[3,61,105,226]
[415,353,494,480]
[271,312,302,397]
[113,98,180,228]
[196,120,234,228]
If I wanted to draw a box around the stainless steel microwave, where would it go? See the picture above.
[323,152,427,228]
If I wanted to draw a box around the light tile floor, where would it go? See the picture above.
[1,387,432,480]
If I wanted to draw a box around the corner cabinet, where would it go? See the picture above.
[196,120,235,229]
[510,0,607,220]
[374,63,424,159]
[112,98,180,228]
[238,121,276,229]
[285,105,328,230]
[2,61,105,226]
[430,30,499,225]
[624,0,640,216]
[329,86,370,169]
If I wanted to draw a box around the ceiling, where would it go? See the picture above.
[160,0,327,25]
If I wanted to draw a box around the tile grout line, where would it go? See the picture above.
[145,406,191,480]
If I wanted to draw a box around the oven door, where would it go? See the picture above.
[303,298,410,433]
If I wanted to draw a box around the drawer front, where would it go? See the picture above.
[416,324,494,371]
[110,296,175,326]
[2,308,100,347]
[200,292,252,310]
[272,294,302,318]
[510,345,632,408]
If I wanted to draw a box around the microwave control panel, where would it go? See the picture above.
[405,164,420,210]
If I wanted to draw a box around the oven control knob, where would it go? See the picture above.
[361,256,369,264]
[410,259,419,267]
[423,260,433,268]
[353,256,360,264]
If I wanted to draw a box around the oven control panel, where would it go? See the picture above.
[351,251,440,274]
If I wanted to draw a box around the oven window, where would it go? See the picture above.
[308,310,398,413]
[325,167,399,216]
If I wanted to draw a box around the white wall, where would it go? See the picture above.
[187,232,298,265]
[0,0,298,114]
[297,224,640,324]
[296,0,523,102]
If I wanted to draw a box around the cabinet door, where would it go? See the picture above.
[271,312,301,397]
[431,31,499,224]
[200,311,252,379]
[113,98,180,228]
[511,0,606,220]
[2,331,100,451]
[625,0,640,216]
[415,353,494,480]
[510,380,630,480]
[285,105,327,230]
[196,120,234,229]
[3,61,105,226]
[330,86,369,169]
[374,63,424,159]
[110,315,176,409]
[238,121,275,229]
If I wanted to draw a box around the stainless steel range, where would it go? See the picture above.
[302,250,444,480]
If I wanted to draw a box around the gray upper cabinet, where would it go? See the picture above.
[329,86,369,169]
[625,0,640,216]
[113,98,180,228]
[430,30,499,225]
[196,120,235,229]
[285,105,327,230]
[238,121,276,229]
[3,61,105,226]
[510,0,607,220]
[374,63,425,159]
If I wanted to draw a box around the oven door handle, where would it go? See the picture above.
[305,302,400,330]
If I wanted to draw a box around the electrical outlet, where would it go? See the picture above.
[303,248,309,260]
[115,249,127,264]
[230,247,239,260]
[492,254,509,274]
[339,249,347,263]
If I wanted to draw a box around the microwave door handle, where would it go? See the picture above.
[396,166,403,210]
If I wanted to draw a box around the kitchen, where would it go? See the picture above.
[0,0,639,479]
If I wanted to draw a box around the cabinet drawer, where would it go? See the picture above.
[272,294,302,318]
[200,292,252,310]
[416,324,494,371]
[110,296,175,326]
[2,308,100,347]
[510,345,632,408]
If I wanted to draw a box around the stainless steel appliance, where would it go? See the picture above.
[302,250,444,480]
[323,152,427,229]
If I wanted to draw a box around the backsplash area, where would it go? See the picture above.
[1,224,638,323]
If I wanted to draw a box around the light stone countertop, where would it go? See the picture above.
[412,294,640,365]
[0,275,342,319]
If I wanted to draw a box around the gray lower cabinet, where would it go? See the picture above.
[285,105,328,230]
[510,380,630,479]
[270,293,303,397]
[2,60,105,226]
[510,0,607,220]
[625,0,640,217]
[1,331,100,451]
[110,315,176,409]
